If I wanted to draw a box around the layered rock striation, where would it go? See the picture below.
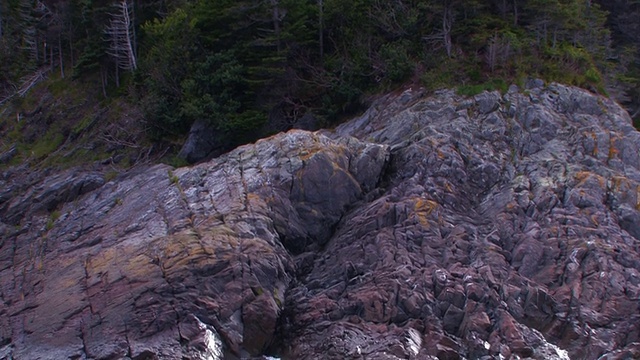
[1,83,640,359]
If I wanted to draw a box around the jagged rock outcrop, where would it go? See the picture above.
[1,83,640,359]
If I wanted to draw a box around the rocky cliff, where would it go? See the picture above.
[1,82,640,359]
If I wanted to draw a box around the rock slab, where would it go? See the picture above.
[1,83,640,359]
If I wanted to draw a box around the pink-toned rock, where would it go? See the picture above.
[2,84,640,359]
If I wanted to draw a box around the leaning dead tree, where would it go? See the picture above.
[17,67,48,96]
[0,67,50,106]
[105,0,137,76]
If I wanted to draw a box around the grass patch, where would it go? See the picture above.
[420,56,459,91]
[31,131,65,159]
[46,210,61,230]
[72,115,95,136]
[162,154,189,168]
[168,169,179,185]
[6,115,26,142]
[104,170,119,182]
[48,76,70,97]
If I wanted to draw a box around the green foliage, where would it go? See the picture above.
[140,7,193,128]
[457,78,509,97]
[69,0,112,78]
[167,170,179,185]
[104,170,118,182]
[252,286,264,296]
[141,0,316,143]
[4,0,639,162]
[46,210,61,230]
[179,51,246,127]
[585,67,603,85]
[379,41,414,84]
[31,131,65,159]
[72,42,105,78]
[0,71,147,172]
[162,155,189,168]
[72,115,95,136]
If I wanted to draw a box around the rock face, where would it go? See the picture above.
[2,83,640,359]
[178,119,227,163]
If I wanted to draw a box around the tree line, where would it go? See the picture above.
[1,0,638,149]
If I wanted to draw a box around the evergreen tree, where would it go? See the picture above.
[3,0,636,151]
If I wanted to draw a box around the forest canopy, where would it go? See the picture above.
[1,0,639,149]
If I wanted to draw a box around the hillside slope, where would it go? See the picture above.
[1,83,640,359]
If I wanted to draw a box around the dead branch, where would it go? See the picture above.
[0,67,50,105]
[17,67,49,97]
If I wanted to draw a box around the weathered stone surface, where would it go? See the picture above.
[0,131,388,359]
[1,83,640,359]
[285,84,640,359]
[2,169,105,225]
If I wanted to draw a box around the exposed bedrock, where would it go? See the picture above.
[1,83,640,359]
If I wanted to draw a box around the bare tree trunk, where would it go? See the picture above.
[68,21,74,68]
[17,68,46,96]
[270,0,281,53]
[318,0,323,59]
[121,0,136,70]
[19,0,36,63]
[131,0,137,60]
[58,34,64,78]
[499,0,507,19]
[34,35,39,63]
[106,0,137,73]
[443,0,453,58]
[100,66,108,97]
[487,35,498,72]
[513,0,518,26]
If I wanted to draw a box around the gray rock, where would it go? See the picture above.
[474,91,501,114]
[526,78,545,89]
[0,131,389,359]
[2,170,105,224]
[2,83,640,360]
